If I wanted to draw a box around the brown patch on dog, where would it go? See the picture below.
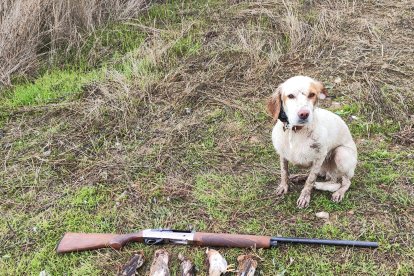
[282,93,288,103]
[309,81,328,104]
[267,87,281,122]
[310,142,321,153]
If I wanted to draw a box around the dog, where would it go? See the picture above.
[267,76,357,208]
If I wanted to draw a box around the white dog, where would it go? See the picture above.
[267,76,357,208]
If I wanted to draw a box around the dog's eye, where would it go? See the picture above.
[288,94,295,99]
[308,93,315,98]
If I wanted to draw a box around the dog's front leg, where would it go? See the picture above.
[276,157,289,195]
[297,158,324,208]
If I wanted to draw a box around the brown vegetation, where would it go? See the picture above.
[0,0,148,87]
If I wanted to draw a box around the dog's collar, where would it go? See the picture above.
[283,122,304,132]
[279,108,304,132]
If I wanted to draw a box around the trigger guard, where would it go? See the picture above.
[144,238,165,245]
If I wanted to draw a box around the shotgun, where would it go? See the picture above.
[56,229,378,253]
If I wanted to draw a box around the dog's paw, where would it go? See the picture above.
[332,190,345,202]
[297,193,311,208]
[276,184,288,196]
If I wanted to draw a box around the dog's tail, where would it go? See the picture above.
[314,181,341,192]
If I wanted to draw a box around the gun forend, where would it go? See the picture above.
[193,232,271,248]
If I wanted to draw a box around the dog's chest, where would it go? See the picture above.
[272,129,322,167]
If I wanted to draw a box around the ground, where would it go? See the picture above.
[1,0,414,275]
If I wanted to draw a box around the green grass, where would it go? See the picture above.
[194,174,262,223]
[171,34,202,58]
[2,69,103,107]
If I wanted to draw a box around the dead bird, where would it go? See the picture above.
[149,249,170,276]
[206,248,228,276]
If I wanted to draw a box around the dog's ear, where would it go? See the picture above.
[317,81,328,100]
[267,87,281,122]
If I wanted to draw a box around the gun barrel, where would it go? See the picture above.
[271,237,378,248]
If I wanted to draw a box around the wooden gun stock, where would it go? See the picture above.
[56,232,144,253]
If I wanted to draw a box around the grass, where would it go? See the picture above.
[1,0,414,275]
[2,69,103,107]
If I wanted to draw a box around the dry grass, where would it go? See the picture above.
[0,0,148,87]
[1,0,414,274]
[394,124,414,145]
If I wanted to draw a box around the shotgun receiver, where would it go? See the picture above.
[56,229,378,253]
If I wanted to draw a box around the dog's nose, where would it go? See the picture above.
[298,110,309,120]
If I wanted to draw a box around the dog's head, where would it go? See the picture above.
[267,76,328,126]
